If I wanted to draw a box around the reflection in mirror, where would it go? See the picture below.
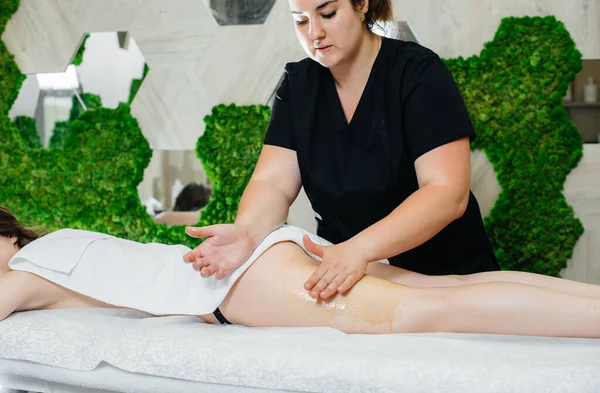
[139,150,212,227]
[9,31,148,148]
[563,59,600,143]
[10,64,83,148]
[209,0,276,26]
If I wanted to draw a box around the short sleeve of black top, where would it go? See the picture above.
[264,37,499,276]
[264,69,295,150]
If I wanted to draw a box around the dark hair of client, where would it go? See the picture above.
[172,183,213,212]
[0,206,43,249]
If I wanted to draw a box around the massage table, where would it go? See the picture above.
[0,307,599,393]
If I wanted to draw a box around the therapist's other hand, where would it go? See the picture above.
[302,235,368,299]
[184,224,254,280]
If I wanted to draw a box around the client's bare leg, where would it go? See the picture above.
[220,242,600,337]
[366,262,600,298]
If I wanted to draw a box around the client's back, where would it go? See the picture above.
[7,229,221,318]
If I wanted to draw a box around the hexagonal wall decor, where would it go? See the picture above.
[209,0,276,26]
[1,0,306,149]
[9,31,149,148]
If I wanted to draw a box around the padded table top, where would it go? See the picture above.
[1,308,599,393]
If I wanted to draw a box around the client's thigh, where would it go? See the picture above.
[219,242,438,334]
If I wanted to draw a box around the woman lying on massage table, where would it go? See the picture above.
[1,205,600,337]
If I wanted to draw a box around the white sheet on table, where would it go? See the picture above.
[0,308,598,393]
[0,358,286,393]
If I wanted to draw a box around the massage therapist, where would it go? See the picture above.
[183,0,499,299]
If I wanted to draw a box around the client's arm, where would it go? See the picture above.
[0,271,37,321]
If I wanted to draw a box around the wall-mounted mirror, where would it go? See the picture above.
[139,150,212,227]
[9,31,148,147]
[208,0,276,25]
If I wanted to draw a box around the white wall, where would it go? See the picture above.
[561,144,600,284]
[393,0,600,61]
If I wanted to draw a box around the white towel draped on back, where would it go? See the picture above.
[8,225,369,316]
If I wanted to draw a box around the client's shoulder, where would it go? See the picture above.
[3,269,37,284]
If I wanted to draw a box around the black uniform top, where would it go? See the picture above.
[264,37,499,275]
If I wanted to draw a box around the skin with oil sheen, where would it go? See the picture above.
[290,287,402,332]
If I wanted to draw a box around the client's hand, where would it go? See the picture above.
[184,224,254,280]
[302,235,368,299]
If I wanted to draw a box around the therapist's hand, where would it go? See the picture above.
[302,235,368,299]
[183,224,254,280]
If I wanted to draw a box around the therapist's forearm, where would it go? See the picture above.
[350,185,469,263]
[234,179,292,248]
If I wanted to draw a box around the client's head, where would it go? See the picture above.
[0,206,41,273]
[173,183,212,212]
